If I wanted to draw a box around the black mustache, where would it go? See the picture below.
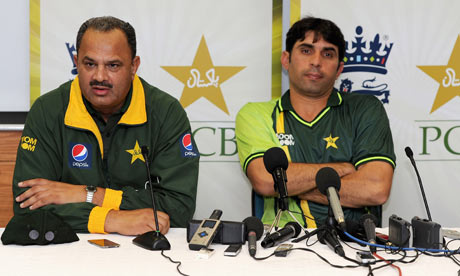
[90,80,113,88]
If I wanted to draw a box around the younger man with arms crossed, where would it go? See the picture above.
[236,17,395,228]
[13,16,199,235]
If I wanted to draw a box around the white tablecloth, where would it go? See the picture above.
[0,228,459,276]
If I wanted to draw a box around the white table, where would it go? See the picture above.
[0,228,459,276]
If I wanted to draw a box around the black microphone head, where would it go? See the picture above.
[285,221,302,238]
[316,167,341,195]
[263,147,288,174]
[346,219,361,235]
[141,146,149,156]
[243,216,264,240]
[337,219,366,243]
[405,146,413,158]
[359,213,378,227]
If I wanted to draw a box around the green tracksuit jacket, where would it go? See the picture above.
[13,75,199,232]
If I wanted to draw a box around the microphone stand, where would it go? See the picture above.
[264,180,308,239]
[132,146,171,251]
[293,207,345,257]
[405,147,432,221]
[293,207,334,242]
[262,147,308,240]
[318,207,345,256]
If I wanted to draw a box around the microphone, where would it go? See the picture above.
[263,147,289,211]
[132,146,171,251]
[318,228,345,257]
[336,219,363,243]
[261,222,301,248]
[243,216,264,257]
[316,167,346,230]
[405,146,432,221]
[405,146,416,166]
[360,213,378,252]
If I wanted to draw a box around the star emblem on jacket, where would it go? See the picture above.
[126,140,145,164]
[323,134,339,149]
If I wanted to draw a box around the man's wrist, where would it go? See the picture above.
[85,185,97,203]
[104,209,118,233]
[332,162,356,177]
[82,186,106,206]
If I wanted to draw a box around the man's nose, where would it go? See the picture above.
[94,65,108,81]
[310,52,321,67]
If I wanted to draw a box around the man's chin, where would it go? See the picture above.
[84,96,110,107]
[297,85,332,97]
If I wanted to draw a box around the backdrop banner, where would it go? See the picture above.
[300,0,460,226]
[19,0,460,226]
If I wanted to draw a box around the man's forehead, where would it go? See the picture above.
[78,29,130,57]
[81,28,125,42]
[295,31,337,50]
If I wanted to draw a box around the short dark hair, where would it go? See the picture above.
[76,16,137,59]
[286,17,345,62]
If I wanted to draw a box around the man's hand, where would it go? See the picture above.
[104,209,170,235]
[299,161,394,208]
[15,178,86,210]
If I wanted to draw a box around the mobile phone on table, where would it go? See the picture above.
[88,239,120,248]
[224,244,242,256]
[356,251,376,264]
[274,243,293,257]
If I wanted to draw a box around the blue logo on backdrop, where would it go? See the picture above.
[338,26,394,104]
[65,43,78,75]
[180,133,199,158]
[68,143,92,169]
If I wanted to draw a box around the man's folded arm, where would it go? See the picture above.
[13,98,95,232]
[298,160,394,208]
[246,157,356,197]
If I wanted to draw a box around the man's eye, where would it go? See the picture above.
[108,64,119,69]
[301,49,311,54]
[85,62,95,67]
[324,52,334,58]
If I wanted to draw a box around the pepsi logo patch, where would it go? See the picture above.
[182,133,193,151]
[68,142,92,169]
[72,144,88,162]
[180,132,199,158]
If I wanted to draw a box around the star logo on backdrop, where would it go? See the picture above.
[161,36,245,115]
[126,140,145,164]
[323,134,339,149]
[418,35,460,113]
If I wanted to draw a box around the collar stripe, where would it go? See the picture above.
[119,76,147,125]
[277,98,284,112]
[289,107,330,127]
[278,91,343,128]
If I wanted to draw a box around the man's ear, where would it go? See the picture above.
[73,55,78,71]
[131,56,141,79]
[336,61,344,79]
[281,51,290,71]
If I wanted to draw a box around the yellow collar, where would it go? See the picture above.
[64,75,147,158]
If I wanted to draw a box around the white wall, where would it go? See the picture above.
[0,1,29,111]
